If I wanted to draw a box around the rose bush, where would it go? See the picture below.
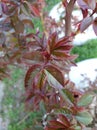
[0,0,97,129]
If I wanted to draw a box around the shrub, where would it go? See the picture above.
[0,0,97,130]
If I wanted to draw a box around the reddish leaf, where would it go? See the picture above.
[45,127,58,130]
[45,114,74,130]
[45,64,64,87]
[47,34,73,60]
[22,19,34,28]
[81,9,88,18]
[24,64,41,88]
[58,114,70,127]
[48,32,58,53]
[52,50,71,59]
[25,2,40,17]
[34,70,46,89]
[54,36,71,49]
[30,5,40,17]
[22,51,44,64]
[49,120,66,128]
[54,44,73,54]
[80,17,93,32]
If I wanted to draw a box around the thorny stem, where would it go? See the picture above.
[65,0,76,37]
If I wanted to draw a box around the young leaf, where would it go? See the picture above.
[54,36,70,49]
[22,51,44,64]
[49,120,66,128]
[58,114,70,127]
[76,111,93,125]
[77,93,94,107]
[48,32,58,53]
[52,50,68,58]
[24,64,41,88]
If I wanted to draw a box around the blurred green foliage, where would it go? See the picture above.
[71,39,97,62]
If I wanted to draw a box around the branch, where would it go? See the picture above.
[65,0,76,36]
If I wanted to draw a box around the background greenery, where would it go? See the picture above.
[71,39,97,62]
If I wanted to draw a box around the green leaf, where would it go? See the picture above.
[77,93,94,107]
[76,111,93,125]
[39,101,46,114]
